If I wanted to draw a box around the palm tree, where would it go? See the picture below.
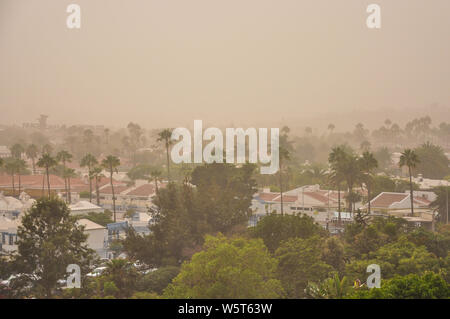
[157,129,173,182]
[63,168,77,204]
[279,146,290,215]
[150,169,162,193]
[10,143,24,159]
[328,146,348,224]
[37,153,57,197]
[42,144,53,155]
[102,155,121,222]
[358,151,378,215]
[80,153,98,203]
[327,123,335,135]
[4,159,17,196]
[399,149,420,216]
[91,166,105,206]
[430,185,450,224]
[343,156,361,213]
[56,150,73,203]
[15,159,27,195]
[26,144,39,174]
[326,273,350,299]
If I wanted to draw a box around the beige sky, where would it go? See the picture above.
[1,0,449,130]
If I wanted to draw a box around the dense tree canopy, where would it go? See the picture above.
[163,235,285,298]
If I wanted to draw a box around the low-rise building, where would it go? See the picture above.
[250,185,359,228]
[77,219,108,258]
[69,201,104,216]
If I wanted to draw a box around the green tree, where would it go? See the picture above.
[136,266,180,294]
[10,143,24,159]
[37,153,58,197]
[431,186,450,224]
[80,153,98,203]
[63,167,77,204]
[349,272,449,299]
[306,273,352,299]
[12,197,95,298]
[150,169,162,193]
[56,150,73,203]
[101,259,140,298]
[414,142,450,179]
[102,155,121,222]
[4,158,18,196]
[15,159,27,195]
[399,149,420,216]
[25,144,39,174]
[275,236,333,298]
[157,129,173,182]
[252,214,325,252]
[163,235,285,298]
[328,146,349,222]
[90,166,105,206]
[278,146,290,215]
[358,151,378,214]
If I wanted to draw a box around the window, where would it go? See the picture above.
[9,234,13,245]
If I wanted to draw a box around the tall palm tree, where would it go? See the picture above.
[4,159,17,196]
[399,149,420,216]
[80,153,98,203]
[157,129,173,182]
[91,166,104,206]
[56,150,73,203]
[340,155,361,213]
[42,144,53,155]
[26,144,39,174]
[37,153,57,197]
[63,168,76,204]
[10,143,24,159]
[358,151,378,215]
[150,169,162,193]
[15,159,27,195]
[102,155,121,222]
[328,146,348,224]
[279,146,290,215]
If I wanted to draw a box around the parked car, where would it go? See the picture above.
[86,266,107,278]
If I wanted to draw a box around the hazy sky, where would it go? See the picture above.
[1,0,449,130]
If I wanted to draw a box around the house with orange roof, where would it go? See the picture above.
[250,184,358,227]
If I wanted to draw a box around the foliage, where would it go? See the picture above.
[78,210,114,227]
[414,142,450,179]
[349,272,449,299]
[11,197,95,298]
[136,266,180,294]
[251,214,325,252]
[163,235,285,298]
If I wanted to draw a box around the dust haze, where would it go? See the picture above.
[1,0,449,132]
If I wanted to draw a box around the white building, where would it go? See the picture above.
[69,201,104,216]
[0,146,11,159]
[250,185,358,227]
[77,219,108,258]
[0,216,19,252]
[0,192,35,219]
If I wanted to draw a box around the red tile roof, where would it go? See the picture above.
[0,174,87,190]
[371,193,408,208]
[303,191,331,204]
[126,184,157,197]
[273,195,298,203]
[258,193,280,202]
[99,185,130,195]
